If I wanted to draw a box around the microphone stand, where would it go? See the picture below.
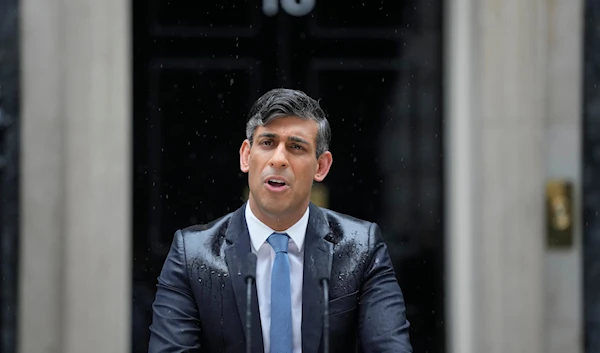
[317,251,333,353]
[245,253,258,353]
[321,277,330,353]
[246,276,253,353]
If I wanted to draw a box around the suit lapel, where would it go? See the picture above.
[224,204,264,353]
[302,203,334,353]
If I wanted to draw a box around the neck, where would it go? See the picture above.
[248,197,309,232]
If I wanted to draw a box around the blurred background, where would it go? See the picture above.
[0,0,596,353]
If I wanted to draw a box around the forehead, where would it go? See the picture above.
[256,116,318,141]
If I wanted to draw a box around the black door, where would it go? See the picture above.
[132,1,445,352]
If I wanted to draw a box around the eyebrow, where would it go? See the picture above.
[288,136,309,145]
[257,133,310,145]
[257,132,277,139]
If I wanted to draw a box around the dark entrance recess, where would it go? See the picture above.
[132,1,445,352]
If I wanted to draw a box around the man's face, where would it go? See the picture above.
[240,116,332,221]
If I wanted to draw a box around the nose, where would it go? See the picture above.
[269,144,289,168]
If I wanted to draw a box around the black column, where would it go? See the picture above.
[584,1,600,352]
[0,0,20,352]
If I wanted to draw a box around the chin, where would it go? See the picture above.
[250,193,283,212]
[270,200,299,216]
[262,201,291,215]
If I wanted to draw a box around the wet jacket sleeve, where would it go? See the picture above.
[358,223,413,353]
[148,230,202,353]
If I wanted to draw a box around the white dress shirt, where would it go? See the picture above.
[245,202,308,353]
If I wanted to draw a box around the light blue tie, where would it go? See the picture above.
[267,232,293,353]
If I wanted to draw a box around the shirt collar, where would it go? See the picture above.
[245,202,309,252]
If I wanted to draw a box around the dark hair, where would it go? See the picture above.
[246,88,331,157]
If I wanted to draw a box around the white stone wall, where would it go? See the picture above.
[18,0,131,352]
[446,0,583,352]
[543,0,583,352]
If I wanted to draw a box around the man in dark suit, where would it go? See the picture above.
[148,88,413,353]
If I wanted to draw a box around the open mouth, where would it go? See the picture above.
[265,179,288,191]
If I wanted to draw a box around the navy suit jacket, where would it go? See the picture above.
[148,202,412,353]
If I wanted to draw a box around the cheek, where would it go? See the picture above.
[248,160,263,183]
[295,164,318,185]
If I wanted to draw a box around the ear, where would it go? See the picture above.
[313,151,333,182]
[240,139,251,173]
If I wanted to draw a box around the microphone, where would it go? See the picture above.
[244,252,258,353]
[316,251,333,353]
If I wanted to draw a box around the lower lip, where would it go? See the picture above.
[264,182,289,193]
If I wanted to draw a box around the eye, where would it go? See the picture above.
[260,140,273,146]
[291,144,305,151]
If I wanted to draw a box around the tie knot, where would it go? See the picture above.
[267,232,289,253]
